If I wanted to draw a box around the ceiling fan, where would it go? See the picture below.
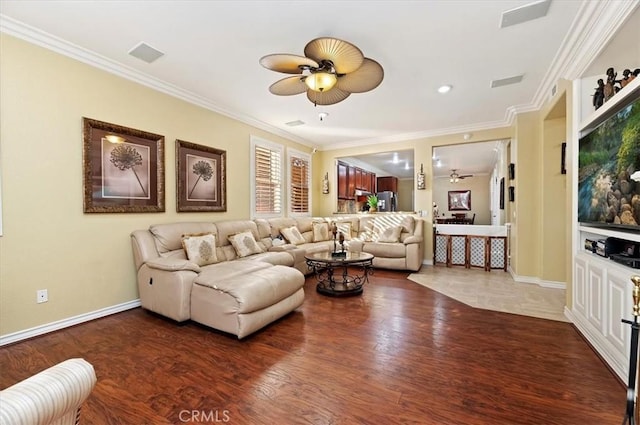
[450,169,473,182]
[259,37,384,106]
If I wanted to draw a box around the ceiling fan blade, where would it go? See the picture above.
[307,88,350,106]
[304,37,364,74]
[335,58,384,93]
[259,54,319,74]
[269,76,308,96]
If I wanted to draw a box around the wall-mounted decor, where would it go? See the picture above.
[176,140,226,212]
[509,186,515,202]
[82,117,164,213]
[509,163,515,180]
[322,172,330,194]
[561,142,567,174]
[417,163,426,190]
[499,177,505,210]
[448,190,471,211]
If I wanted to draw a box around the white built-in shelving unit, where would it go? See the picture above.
[569,75,640,381]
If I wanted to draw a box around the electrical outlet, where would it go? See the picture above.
[36,289,48,304]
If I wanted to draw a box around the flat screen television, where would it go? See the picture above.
[578,93,640,232]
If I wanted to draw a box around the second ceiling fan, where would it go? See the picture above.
[450,169,473,183]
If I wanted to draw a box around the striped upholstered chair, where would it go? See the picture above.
[0,358,96,425]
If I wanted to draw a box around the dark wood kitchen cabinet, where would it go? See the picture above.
[377,176,398,192]
[337,161,349,199]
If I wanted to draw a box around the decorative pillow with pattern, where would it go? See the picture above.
[376,226,403,243]
[281,226,306,245]
[312,222,330,242]
[181,233,218,266]
[228,231,264,258]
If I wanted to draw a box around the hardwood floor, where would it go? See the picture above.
[0,269,625,424]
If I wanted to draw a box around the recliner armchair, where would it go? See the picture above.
[0,358,96,425]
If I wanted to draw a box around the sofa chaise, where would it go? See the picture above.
[130,214,423,338]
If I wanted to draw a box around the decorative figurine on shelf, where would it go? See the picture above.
[634,69,640,77]
[620,69,636,88]
[604,67,619,102]
[593,79,605,110]
[339,232,345,252]
[433,202,439,219]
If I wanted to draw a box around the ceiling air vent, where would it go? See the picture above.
[128,42,164,64]
[490,75,524,88]
[285,120,305,127]
[500,0,551,28]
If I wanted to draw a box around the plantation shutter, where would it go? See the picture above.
[254,144,282,214]
[290,155,309,214]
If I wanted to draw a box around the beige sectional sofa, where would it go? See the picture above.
[130,213,423,338]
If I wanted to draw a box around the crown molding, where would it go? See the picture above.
[0,14,312,148]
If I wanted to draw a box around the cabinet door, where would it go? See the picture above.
[587,261,605,332]
[371,173,376,193]
[605,267,632,357]
[355,168,363,190]
[337,162,348,199]
[573,255,587,318]
[377,176,398,192]
[347,166,356,198]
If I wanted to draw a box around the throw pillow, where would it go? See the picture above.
[181,233,218,266]
[228,231,264,258]
[281,226,306,245]
[312,222,330,242]
[376,226,403,243]
[335,221,352,241]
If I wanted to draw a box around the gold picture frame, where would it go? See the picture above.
[176,139,227,212]
[82,118,164,213]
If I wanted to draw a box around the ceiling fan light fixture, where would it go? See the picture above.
[305,72,337,92]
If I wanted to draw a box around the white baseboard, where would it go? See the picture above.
[508,268,566,289]
[422,259,434,266]
[0,299,141,346]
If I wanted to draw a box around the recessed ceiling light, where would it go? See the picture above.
[438,85,452,94]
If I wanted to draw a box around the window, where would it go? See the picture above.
[250,136,283,218]
[287,149,311,216]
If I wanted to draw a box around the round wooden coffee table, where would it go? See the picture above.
[305,251,374,297]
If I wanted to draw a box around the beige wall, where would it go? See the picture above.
[0,35,310,336]
[432,175,491,225]
[541,114,567,284]
[512,111,541,278]
[397,178,414,212]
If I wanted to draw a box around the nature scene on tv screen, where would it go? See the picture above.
[578,98,640,229]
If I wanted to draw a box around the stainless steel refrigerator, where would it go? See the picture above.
[376,191,397,212]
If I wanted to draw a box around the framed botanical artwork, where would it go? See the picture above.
[82,117,164,213]
[448,190,471,211]
[176,139,227,212]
